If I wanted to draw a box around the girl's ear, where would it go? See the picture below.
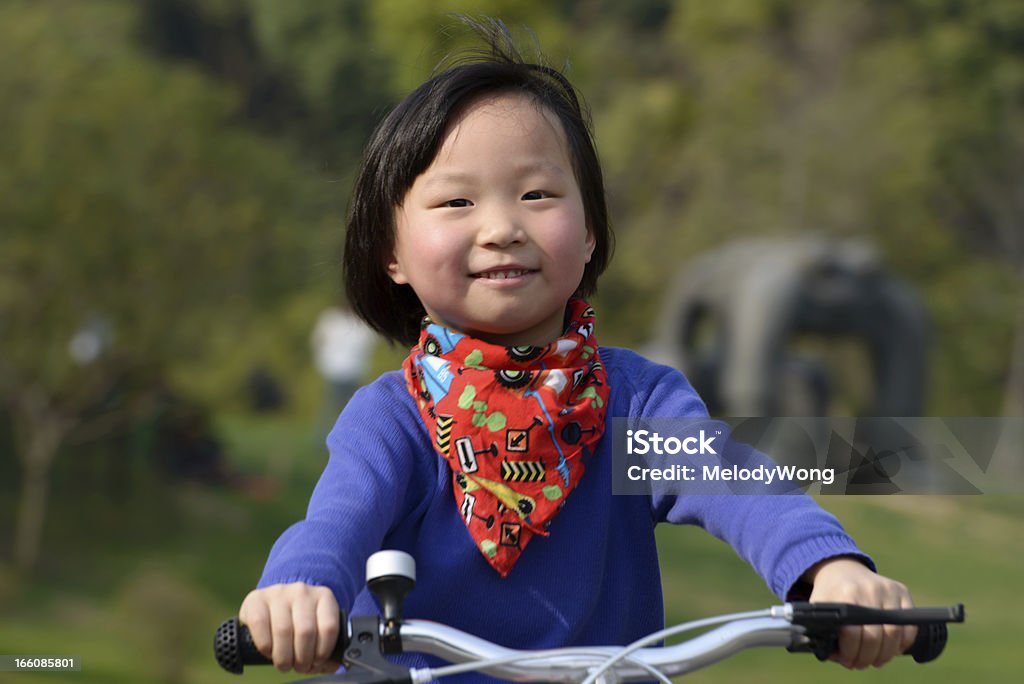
[387,256,409,285]
[584,227,596,264]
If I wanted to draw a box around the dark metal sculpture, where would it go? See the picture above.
[645,237,928,417]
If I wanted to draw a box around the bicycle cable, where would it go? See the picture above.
[579,608,776,684]
[414,646,673,684]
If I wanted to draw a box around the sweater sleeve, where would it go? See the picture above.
[619,353,874,599]
[257,373,436,611]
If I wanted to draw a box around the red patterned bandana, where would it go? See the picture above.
[402,299,609,577]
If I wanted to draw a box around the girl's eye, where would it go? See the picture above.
[445,198,472,208]
[522,190,548,201]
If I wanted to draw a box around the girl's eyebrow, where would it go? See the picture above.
[421,172,476,189]
[514,160,568,177]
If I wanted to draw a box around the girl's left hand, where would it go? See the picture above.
[805,557,917,669]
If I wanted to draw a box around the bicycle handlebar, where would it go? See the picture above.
[215,602,964,682]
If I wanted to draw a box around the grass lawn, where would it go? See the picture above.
[0,414,1020,683]
[656,495,1024,682]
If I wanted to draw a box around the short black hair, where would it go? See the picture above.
[343,17,613,346]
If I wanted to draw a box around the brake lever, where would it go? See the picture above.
[787,629,838,662]
[289,616,412,684]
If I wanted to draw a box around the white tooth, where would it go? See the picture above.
[479,269,528,279]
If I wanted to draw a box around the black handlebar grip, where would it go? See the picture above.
[906,621,947,663]
[214,617,272,674]
[791,602,965,627]
[790,602,963,664]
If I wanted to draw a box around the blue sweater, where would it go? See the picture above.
[258,347,870,680]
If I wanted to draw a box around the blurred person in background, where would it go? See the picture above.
[311,303,378,433]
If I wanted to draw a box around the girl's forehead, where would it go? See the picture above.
[455,92,546,122]
[434,93,571,162]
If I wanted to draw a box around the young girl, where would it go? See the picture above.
[239,20,915,679]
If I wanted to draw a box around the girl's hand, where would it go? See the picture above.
[239,582,342,674]
[805,557,917,670]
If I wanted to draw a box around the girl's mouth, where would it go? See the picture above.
[472,269,535,280]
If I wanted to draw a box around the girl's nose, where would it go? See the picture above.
[476,205,527,248]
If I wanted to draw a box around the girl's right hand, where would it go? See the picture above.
[239,582,342,674]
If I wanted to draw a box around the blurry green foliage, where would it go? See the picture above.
[0,0,340,414]
[1,0,1020,428]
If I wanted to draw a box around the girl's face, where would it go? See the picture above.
[388,93,595,347]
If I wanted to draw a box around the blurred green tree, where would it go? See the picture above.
[916,0,1024,416]
[0,1,335,571]
[574,0,1019,414]
[136,0,395,167]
